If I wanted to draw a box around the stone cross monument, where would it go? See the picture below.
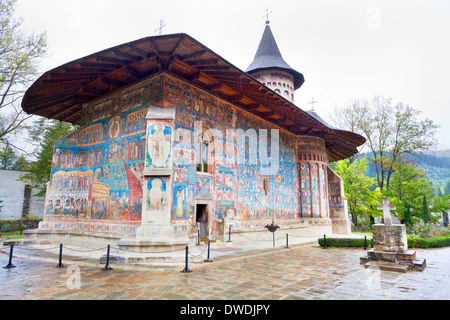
[360,196,426,271]
[377,196,396,225]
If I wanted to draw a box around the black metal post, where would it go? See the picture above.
[227,225,232,242]
[55,243,64,268]
[285,233,290,249]
[204,241,213,263]
[181,246,192,273]
[272,231,275,247]
[3,244,16,269]
[323,234,328,249]
[197,230,201,246]
[364,236,368,250]
[102,245,113,271]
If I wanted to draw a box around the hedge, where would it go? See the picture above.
[407,235,450,249]
[318,237,373,248]
[317,235,450,248]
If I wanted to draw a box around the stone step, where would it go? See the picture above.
[412,258,427,271]
[364,261,410,273]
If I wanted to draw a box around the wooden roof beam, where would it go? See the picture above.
[171,36,186,57]
[156,56,174,71]
[60,107,82,123]
[80,62,123,70]
[64,67,112,74]
[202,70,242,78]
[101,77,126,89]
[128,44,147,57]
[207,83,222,92]
[113,49,142,62]
[196,65,231,71]
[46,103,83,120]
[229,94,243,102]
[178,50,207,61]
[79,84,109,96]
[188,71,201,82]
[245,103,260,110]
[187,58,220,66]
[125,66,142,80]
[41,76,100,84]
[26,95,77,113]
[96,56,130,66]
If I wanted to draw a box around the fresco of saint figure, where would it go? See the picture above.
[147,121,171,168]
[175,186,185,218]
[147,177,166,211]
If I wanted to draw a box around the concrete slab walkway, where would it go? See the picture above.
[0,235,448,301]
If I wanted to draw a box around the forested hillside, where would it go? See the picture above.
[359,150,450,196]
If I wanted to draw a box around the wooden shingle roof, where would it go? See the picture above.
[21,33,364,161]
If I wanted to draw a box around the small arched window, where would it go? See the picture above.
[262,177,270,195]
[195,130,213,173]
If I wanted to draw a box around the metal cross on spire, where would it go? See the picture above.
[155,19,166,35]
[308,97,318,111]
[264,9,272,24]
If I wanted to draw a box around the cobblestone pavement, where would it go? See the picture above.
[0,241,449,302]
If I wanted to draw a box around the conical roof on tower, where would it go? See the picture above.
[246,21,305,90]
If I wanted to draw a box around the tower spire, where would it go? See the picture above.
[246,18,305,92]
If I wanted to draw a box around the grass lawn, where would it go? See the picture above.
[352,231,372,236]
[1,231,25,239]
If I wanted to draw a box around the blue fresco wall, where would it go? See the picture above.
[164,74,299,232]
[42,75,163,233]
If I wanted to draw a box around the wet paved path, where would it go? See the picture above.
[1,242,449,301]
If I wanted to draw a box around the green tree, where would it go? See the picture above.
[333,157,382,228]
[403,201,412,228]
[422,196,431,224]
[330,96,438,191]
[18,118,77,196]
[431,195,450,227]
[0,0,47,151]
[0,146,28,169]
[0,147,14,169]
[388,158,433,221]
[444,179,450,196]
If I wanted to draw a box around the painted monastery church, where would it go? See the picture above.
[22,21,365,250]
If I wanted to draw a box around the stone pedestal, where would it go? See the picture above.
[117,223,189,253]
[372,224,408,253]
[360,224,426,271]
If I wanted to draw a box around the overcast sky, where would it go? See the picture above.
[15,0,450,150]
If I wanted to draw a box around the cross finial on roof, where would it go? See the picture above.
[155,19,166,35]
[308,97,318,111]
[264,9,272,25]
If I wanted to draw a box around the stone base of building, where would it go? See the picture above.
[116,223,190,253]
[331,218,352,235]
[22,228,124,248]
[18,217,352,265]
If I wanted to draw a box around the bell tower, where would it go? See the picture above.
[246,13,304,103]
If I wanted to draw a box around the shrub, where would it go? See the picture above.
[407,235,450,248]
[318,237,373,248]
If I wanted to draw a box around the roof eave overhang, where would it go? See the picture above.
[22,33,364,161]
